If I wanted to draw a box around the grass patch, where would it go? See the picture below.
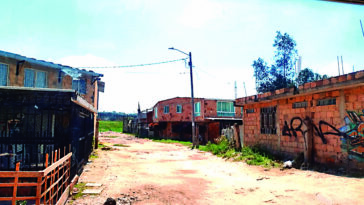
[200,137,281,168]
[103,136,118,138]
[99,121,123,133]
[151,136,281,168]
[98,143,106,149]
[152,139,193,147]
[72,182,87,200]
[113,143,129,147]
[90,151,98,159]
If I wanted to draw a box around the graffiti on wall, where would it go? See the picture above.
[339,110,364,158]
[282,110,364,159]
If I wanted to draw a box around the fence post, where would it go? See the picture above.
[95,119,100,149]
[12,162,20,205]
[36,176,42,205]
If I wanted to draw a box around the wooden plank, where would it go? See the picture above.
[0,172,43,177]
[0,182,38,187]
[56,185,69,205]
[43,153,72,176]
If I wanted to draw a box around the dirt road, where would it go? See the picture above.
[69,132,364,205]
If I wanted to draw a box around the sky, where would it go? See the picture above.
[1,0,363,113]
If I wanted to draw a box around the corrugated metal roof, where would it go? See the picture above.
[0,50,103,78]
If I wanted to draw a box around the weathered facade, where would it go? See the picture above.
[152,97,242,142]
[0,50,104,176]
[235,70,364,170]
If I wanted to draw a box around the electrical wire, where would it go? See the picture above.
[77,58,188,69]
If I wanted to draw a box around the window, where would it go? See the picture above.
[260,106,276,134]
[0,63,8,86]
[317,98,336,106]
[293,101,308,108]
[246,109,255,113]
[176,105,182,113]
[164,105,169,114]
[194,102,201,116]
[72,79,87,94]
[154,107,158,118]
[24,68,47,88]
[217,101,235,117]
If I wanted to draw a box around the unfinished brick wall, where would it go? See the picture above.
[239,81,364,170]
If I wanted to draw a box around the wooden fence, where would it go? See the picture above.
[0,149,72,205]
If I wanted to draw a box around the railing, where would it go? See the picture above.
[0,149,72,205]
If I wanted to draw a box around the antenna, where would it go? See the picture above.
[234,81,237,99]
[337,56,341,76]
[341,56,344,75]
[361,20,364,38]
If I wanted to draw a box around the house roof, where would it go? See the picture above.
[0,50,103,78]
[235,70,364,106]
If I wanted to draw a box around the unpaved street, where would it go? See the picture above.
[69,132,364,205]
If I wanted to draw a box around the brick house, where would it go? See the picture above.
[152,97,242,142]
[235,70,364,170]
[0,50,104,176]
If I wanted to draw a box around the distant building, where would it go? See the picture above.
[151,97,242,143]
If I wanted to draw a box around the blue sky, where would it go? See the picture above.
[1,0,363,113]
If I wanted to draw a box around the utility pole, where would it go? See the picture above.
[234,81,237,99]
[243,82,247,97]
[169,47,198,148]
[188,51,198,149]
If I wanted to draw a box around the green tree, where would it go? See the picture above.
[296,68,328,85]
[252,31,298,93]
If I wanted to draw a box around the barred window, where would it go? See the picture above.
[317,98,336,106]
[260,106,276,134]
[292,101,307,109]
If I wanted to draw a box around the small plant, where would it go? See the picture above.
[98,143,106,149]
[113,144,129,147]
[72,182,87,200]
[16,201,27,205]
[90,151,98,159]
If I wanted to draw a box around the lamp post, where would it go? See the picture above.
[168,47,198,148]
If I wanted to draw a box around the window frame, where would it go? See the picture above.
[176,104,182,113]
[194,102,201,116]
[72,79,87,94]
[260,106,277,134]
[317,98,336,106]
[164,105,170,114]
[154,107,158,118]
[217,101,235,117]
[24,68,48,88]
[0,62,9,86]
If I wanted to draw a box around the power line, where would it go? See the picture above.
[78,58,188,69]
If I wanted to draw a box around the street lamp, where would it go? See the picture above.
[169,47,198,148]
